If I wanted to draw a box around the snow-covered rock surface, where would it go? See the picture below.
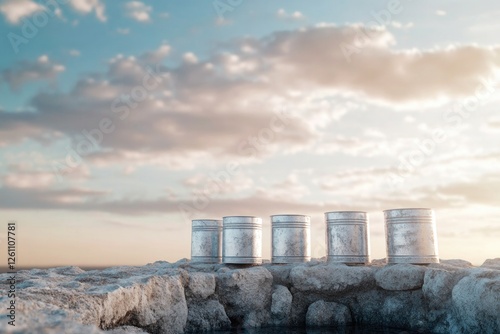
[0,258,499,334]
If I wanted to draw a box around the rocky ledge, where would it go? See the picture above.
[1,258,499,334]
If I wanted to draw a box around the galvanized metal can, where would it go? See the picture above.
[325,211,370,264]
[222,216,262,264]
[191,219,222,263]
[384,208,439,264]
[271,214,311,263]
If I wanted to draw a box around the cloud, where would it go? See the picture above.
[254,25,500,103]
[3,171,55,189]
[1,25,500,170]
[1,55,65,91]
[68,0,106,22]
[116,28,130,35]
[215,17,232,26]
[69,49,81,57]
[277,8,304,21]
[436,10,447,16]
[140,43,171,64]
[0,0,44,24]
[125,1,152,22]
[390,21,414,29]
[487,117,500,130]
[436,173,500,206]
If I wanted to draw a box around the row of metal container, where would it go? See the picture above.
[191,208,439,265]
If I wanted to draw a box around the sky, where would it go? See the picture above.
[0,0,499,268]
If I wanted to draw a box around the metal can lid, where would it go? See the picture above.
[325,211,367,222]
[192,219,222,228]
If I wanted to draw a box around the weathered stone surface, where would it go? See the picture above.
[451,269,500,334]
[375,264,426,290]
[429,259,473,271]
[263,263,293,286]
[107,326,149,333]
[270,285,293,326]
[422,268,469,308]
[1,259,499,333]
[305,300,351,327]
[216,266,273,327]
[290,263,374,293]
[185,300,231,333]
[186,272,215,299]
[481,258,500,270]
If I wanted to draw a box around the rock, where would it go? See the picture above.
[186,272,215,299]
[290,263,374,293]
[271,285,293,326]
[375,264,426,290]
[185,300,231,333]
[346,289,428,331]
[451,269,500,334]
[95,274,188,334]
[216,266,273,327]
[263,263,293,286]
[379,292,427,331]
[422,268,469,308]
[1,258,499,333]
[440,259,473,268]
[305,300,351,327]
[429,259,474,271]
[370,258,387,266]
[106,326,149,333]
[481,258,500,270]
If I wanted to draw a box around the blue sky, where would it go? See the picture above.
[0,0,500,267]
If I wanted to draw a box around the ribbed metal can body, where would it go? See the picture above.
[384,208,439,264]
[325,211,370,264]
[191,219,222,263]
[222,216,262,264]
[271,215,311,263]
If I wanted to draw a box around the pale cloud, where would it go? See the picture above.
[126,1,152,22]
[436,10,447,16]
[68,0,106,22]
[0,0,44,24]
[116,28,130,35]
[391,21,414,29]
[215,17,232,26]
[140,43,171,64]
[69,49,81,57]
[182,52,198,64]
[4,171,55,189]
[1,55,65,91]
[0,0,45,24]
[1,25,500,172]
[277,8,304,21]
